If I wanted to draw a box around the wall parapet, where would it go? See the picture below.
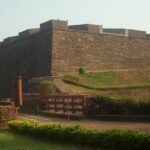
[1,19,150,46]
[3,36,19,44]
[103,28,147,38]
[19,28,40,39]
[40,20,68,31]
[69,24,103,34]
[147,34,150,39]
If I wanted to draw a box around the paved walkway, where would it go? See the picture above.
[19,113,150,132]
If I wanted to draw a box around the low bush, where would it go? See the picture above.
[39,80,56,95]
[87,96,150,115]
[28,79,56,95]
[8,121,150,150]
[79,67,86,74]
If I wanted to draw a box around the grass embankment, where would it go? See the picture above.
[62,69,150,90]
[0,131,89,150]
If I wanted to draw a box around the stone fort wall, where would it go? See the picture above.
[0,29,52,96]
[50,20,150,75]
[51,29,150,75]
[0,19,150,96]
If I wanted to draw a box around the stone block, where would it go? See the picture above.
[40,19,68,31]
[69,24,103,33]
[127,29,147,38]
[0,106,16,129]
[3,36,19,43]
[103,28,147,38]
[19,28,40,38]
[147,34,150,39]
[0,42,3,47]
[103,28,126,35]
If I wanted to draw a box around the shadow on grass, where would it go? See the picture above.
[0,130,98,150]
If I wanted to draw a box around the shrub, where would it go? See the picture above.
[39,80,56,95]
[8,121,150,150]
[87,95,150,115]
[28,79,56,95]
[79,67,86,74]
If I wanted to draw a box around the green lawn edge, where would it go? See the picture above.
[63,79,150,91]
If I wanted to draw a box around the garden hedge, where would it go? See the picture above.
[87,95,150,115]
[8,121,150,150]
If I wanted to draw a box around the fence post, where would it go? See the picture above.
[55,98,57,112]
[48,100,49,112]
[67,101,70,121]
[83,96,87,115]
[72,98,75,114]
[63,98,65,113]
[37,105,40,123]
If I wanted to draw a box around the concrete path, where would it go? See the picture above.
[53,78,100,94]
[19,113,150,132]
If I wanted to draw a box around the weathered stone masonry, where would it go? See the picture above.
[0,19,150,96]
[52,29,150,75]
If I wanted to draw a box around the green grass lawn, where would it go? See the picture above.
[0,131,92,150]
[62,68,150,90]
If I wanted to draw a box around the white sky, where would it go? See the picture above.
[0,0,150,41]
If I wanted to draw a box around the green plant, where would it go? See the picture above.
[87,95,150,115]
[8,121,150,150]
[79,67,86,74]
[63,78,150,91]
[39,80,56,95]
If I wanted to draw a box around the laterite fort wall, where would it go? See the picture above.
[0,19,150,96]
[51,29,150,75]
[0,30,52,96]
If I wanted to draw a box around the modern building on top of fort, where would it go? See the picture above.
[0,19,150,96]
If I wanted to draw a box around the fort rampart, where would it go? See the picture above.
[0,19,150,96]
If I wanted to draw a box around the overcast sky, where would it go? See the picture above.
[0,0,150,41]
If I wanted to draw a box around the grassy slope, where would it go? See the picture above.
[0,131,91,150]
[62,69,150,90]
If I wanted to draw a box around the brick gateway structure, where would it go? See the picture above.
[0,19,150,96]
